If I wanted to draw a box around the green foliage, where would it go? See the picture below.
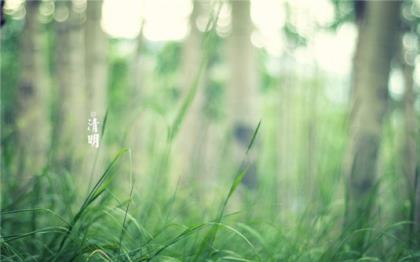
[283,22,307,47]
[0,17,22,137]
[156,42,182,75]
[328,0,355,30]
[203,79,224,120]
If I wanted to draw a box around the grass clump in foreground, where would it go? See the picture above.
[1,118,418,261]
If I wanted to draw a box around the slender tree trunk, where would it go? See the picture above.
[176,1,206,178]
[277,70,293,209]
[228,0,259,187]
[16,0,49,181]
[55,0,86,171]
[399,42,419,247]
[84,0,107,179]
[85,0,107,125]
[128,24,145,179]
[130,23,144,103]
[415,163,420,248]
[305,71,320,202]
[343,0,401,252]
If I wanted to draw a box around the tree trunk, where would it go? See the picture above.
[343,0,401,253]
[16,0,49,181]
[176,1,206,178]
[400,40,419,247]
[54,0,86,171]
[228,0,259,187]
[84,0,107,181]
[415,164,420,248]
[128,24,146,180]
[85,0,107,125]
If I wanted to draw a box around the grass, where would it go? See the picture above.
[1,139,419,260]
[0,120,266,261]
[1,89,418,261]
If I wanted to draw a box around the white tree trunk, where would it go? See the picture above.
[176,1,206,179]
[228,0,259,186]
[85,0,107,121]
[16,0,49,180]
[55,0,86,170]
[400,42,419,247]
[343,0,401,251]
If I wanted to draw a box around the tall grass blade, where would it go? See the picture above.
[52,148,128,260]
[194,120,261,261]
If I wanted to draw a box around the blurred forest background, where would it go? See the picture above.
[1,0,420,261]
